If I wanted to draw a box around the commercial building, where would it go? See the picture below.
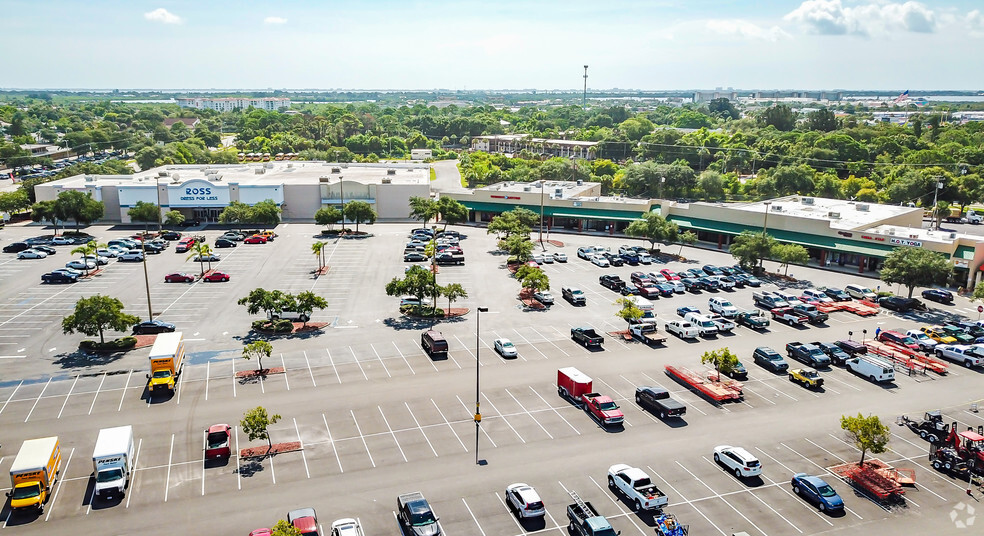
[34,162,430,223]
[471,135,598,160]
[176,97,290,112]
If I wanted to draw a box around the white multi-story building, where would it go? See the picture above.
[177,97,291,112]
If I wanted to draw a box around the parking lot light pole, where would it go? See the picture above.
[475,306,488,465]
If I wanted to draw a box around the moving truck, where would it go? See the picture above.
[147,331,184,393]
[7,436,61,512]
[92,426,134,499]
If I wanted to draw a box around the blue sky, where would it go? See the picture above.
[3,0,983,90]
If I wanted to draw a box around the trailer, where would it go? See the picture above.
[864,340,928,375]
[872,339,948,374]
[654,512,689,536]
[664,365,742,402]
[828,459,906,504]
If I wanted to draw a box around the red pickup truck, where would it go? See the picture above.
[556,367,624,426]
[582,393,624,426]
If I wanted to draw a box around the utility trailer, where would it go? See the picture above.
[664,365,742,402]
[828,459,907,504]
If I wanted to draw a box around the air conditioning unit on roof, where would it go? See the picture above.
[802,197,814,205]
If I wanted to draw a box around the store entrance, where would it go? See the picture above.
[193,208,223,223]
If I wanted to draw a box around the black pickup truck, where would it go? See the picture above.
[571,327,604,348]
[635,386,686,419]
[599,274,627,292]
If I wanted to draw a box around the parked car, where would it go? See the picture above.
[879,296,926,313]
[505,483,545,518]
[922,288,954,304]
[494,338,518,358]
[31,245,56,255]
[118,250,145,262]
[192,253,220,262]
[791,473,844,513]
[404,252,428,262]
[220,232,244,241]
[244,235,268,244]
[165,272,195,283]
[590,254,610,267]
[329,518,364,536]
[702,264,723,276]
[161,231,182,240]
[3,242,31,253]
[204,424,232,459]
[532,290,554,305]
[17,249,47,259]
[214,238,237,248]
[602,252,624,266]
[552,252,567,262]
[203,271,230,282]
[66,259,97,270]
[95,248,120,258]
[753,346,789,373]
[41,271,78,284]
[676,306,700,317]
[681,277,701,292]
[660,269,680,280]
[845,284,877,300]
[287,508,320,536]
[132,320,176,334]
[713,445,763,478]
[824,287,852,301]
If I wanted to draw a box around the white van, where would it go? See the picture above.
[845,284,877,300]
[846,354,895,383]
[683,312,718,337]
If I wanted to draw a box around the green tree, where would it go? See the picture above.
[127,201,160,232]
[730,231,776,271]
[238,288,293,318]
[164,210,185,227]
[241,406,282,449]
[30,200,64,235]
[218,201,253,233]
[486,208,538,238]
[840,413,890,467]
[697,170,725,200]
[973,284,984,303]
[879,247,952,298]
[700,347,741,378]
[624,211,679,252]
[294,291,328,327]
[251,199,282,225]
[270,520,302,536]
[55,189,104,233]
[242,340,273,373]
[771,243,809,276]
[385,265,438,314]
[69,240,99,275]
[515,264,550,296]
[436,196,469,231]
[186,242,215,275]
[343,201,376,233]
[0,190,31,214]
[708,98,739,120]
[614,297,644,324]
[932,200,951,230]
[440,282,468,314]
[62,294,139,344]
[500,233,535,262]
[678,230,697,256]
[311,241,326,271]
[314,206,342,231]
[807,108,838,132]
[761,104,796,131]
[409,196,439,227]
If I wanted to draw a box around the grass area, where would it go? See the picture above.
[430,168,437,181]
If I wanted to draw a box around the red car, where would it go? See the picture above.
[205,424,232,459]
[164,272,195,283]
[203,271,230,282]
[660,269,681,281]
[244,235,267,244]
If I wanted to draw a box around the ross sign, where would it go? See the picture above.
[889,237,922,247]
[167,180,230,207]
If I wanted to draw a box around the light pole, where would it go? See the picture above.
[538,180,545,251]
[475,306,488,465]
[760,201,772,271]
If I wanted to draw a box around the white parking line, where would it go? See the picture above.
[460,498,487,536]
[24,377,52,422]
[528,386,580,434]
[369,344,392,378]
[164,434,174,502]
[201,431,207,496]
[235,426,242,489]
[494,492,526,534]
[700,456,803,533]
[432,398,468,452]
[820,436,923,507]
[675,460,769,536]
[205,362,211,401]
[504,388,552,439]
[404,402,438,457]
[809,437,848,463]
[293,418,310,478]
[456,395,498,447]
[88,373,107,415]
[741,386,776,406]
[587,475,648,535]
[118,370,133,411]
[281,354,290,391]
[231,356,237,398]
[350,410,375,467]
[348,346,369,381]
[378,406,408,462]
[303,350,317,386]
[0,380,23,415]
[321,413,344,473]
[326,349,342,383]
[44,447,74,522]
[125,438,143,508]
[482,393,524,442]
[528,326,570,357]
[269,451,276,484]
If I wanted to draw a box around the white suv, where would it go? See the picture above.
[118,250,145,262]
[713,445,762,478]
[708,297,739,318]
[505,483,545,518]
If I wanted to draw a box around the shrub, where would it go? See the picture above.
[80,336,138,352]
[251,319,294,333]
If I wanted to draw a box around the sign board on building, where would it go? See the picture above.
[167,180,230,207]
[889,237,922,247]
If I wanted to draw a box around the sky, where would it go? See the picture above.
[3,0,984,91]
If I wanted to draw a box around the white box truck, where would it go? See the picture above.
[92,425,135,499]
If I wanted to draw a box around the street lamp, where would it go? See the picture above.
[861,329,868,345]
[475,306,488,465]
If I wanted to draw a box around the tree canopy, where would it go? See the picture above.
[879,247,952,297]
[840,413,890,467]
[62,294,139,344]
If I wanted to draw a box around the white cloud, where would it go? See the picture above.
[784,0,937,36]
[144,8,182,25]
[264,16,288,25]
[968,10,984,37]
[705,20,790,41]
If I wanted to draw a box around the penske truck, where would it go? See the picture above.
[92,425,135,499]
[7,436,62,512]
[147,331,184,393]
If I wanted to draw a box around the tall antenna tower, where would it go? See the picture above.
[582,65,588,110]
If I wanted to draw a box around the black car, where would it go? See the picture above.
[32,245,56,255]
[922,288,954,304]
[729,274,747,288]
[404,252,428,262]
[41,271,78,284]
[620,284,640,296]
[697,276,720,291]
[681,277,701,292]
[753,346,789,373]
[724,361,748,380]
[215,238,237,248]
[702,265,723,276]
[719,266,734,276]
[824,287,852,301]
[142,243,164,254]
[878,296,926,313]
[161,231,182,240]
[3,242,30,253]
[132,320,177,334]
[813,342,851,365]
[603,252,624,267]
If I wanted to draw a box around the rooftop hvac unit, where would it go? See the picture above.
[254,167,265,174]
[172,173,180,180]
[287,163,293,168]
[576,179,583,186]
[84,175,95,182]
[856,203,870,211]
[212,175,223,181]
[387,169,396,175]
[771,204,782,212]
[265,162,274,168]
[802,197,814,205]
[950,232,958,239]
[555,188,563,197]
[888,228,895,235]
[158,171,169,177]
[523,186,531,192]
[331,167,341,173]
[381,178,391,184]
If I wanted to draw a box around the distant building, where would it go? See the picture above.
[410,149,432,160]
[20,144,73,160]
[471,135,598,160]
[162,118,201,129]
[177,98,290,112]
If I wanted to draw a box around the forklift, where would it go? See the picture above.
[901,410,950,443]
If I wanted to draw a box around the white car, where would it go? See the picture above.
[533,291,554,305]
[553,252,568,262]
[647,273,667,284]
[670,280,685,294]
[906,329,938,351]
[494,338,518,358]
[17,249,47,259]
[800,289,833,304]
[66,259,97,270]
[505,483,545,518]
[590,254,610,267]
[84,254,110,265]
[330,518,365,536]
[532,254,545,265]
[665,320,699,339]
[713,445,763,478]
[51,236,76,245]
[193,254,221,262]
[118,250,145,262]
[541,254,554,264]
[96,248,121,258]
[708,297,739,318]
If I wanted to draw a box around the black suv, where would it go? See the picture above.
[41,271,78,284]
[3,242,30,253]
[397,492,441,536]
[602,252,624,267]
[878,296,925,313]
[753,346,788,373]
[161,231,182,240]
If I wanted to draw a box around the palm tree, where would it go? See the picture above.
[70,240,98,275]
[186,242,214,275]
[311,241,325,272]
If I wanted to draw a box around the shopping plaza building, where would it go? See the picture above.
[34,169,984,288]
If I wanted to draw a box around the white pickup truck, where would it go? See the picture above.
[684,312,719,337]
[607,464,668,511]
[665,320,699,339]
[706,313,736,333]
[935,344,984,368]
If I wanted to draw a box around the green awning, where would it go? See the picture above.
[954,245,975,260]
[459,200,648,220]
[551,212,641,222]
[670,215,898,258]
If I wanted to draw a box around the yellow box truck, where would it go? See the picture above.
[7,436,61,512]
[147,331,184,393]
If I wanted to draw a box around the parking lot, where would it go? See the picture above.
[1,221,984,535]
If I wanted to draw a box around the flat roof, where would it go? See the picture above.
[478,180,648,205]
[43,162,431,189]
[708,196,921,230]
[472,134,598,147]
